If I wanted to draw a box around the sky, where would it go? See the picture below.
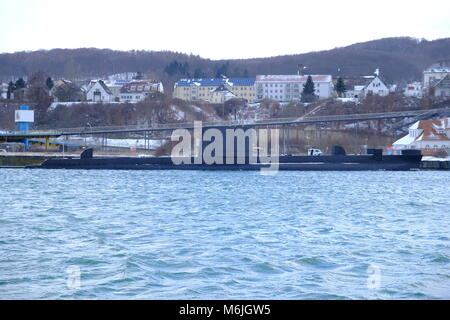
[0,0,449,60]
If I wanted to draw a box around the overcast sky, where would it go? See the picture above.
[0,0,449,60]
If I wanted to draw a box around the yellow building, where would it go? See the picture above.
[173,77,256,103]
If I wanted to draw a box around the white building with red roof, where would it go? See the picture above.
[119,80,164,103]
[393,118,450,155]
[255,74,333,102]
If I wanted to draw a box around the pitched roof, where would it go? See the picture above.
[86,80,113,95]
[394,118,450,145]
[212,84,232,93]
[120,80,161,93]
[415,118,450,142]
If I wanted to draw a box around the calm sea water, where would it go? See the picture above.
[1,169,449,299]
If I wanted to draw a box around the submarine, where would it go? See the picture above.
[27,146,422,171]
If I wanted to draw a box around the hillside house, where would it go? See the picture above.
[86,80,115,102]
[119,80,164,103]
[404,82,423,98]
[209,84,236,103]
[343,72,389,99]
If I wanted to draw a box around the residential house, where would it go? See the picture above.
[173,78,256,103]
[209,84,236,104]
[342,72,389,99]
[404,82,423,98]
[255,75,333,102]
[86,80,115,102]
[423,60,450,89]
[104,79,133,101]
[392,118,450,156]
[119,80,164,103]
[50,79,84,102]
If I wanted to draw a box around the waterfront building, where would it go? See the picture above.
[255,74,333,102]
[392,118,450,156]
[173,78,256,103]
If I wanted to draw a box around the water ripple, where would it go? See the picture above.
[1,169,450,299]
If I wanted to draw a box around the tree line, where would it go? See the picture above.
[2,37,449,96]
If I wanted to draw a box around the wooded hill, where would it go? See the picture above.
[1,37,449,94]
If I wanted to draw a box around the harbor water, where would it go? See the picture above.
[1,169,450,299]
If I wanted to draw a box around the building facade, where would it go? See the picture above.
[0,82,8,99]
[431,74,450,98]
[255,75,333,102]
[119,80,164,103]
[423,60,450,89]
[173,78,256,103]
[362,75,389,97]
[404,82,423,98]
[209,84,236,104]
[86,80,115,102]
[342,74,389,99]
[104,79,133,101]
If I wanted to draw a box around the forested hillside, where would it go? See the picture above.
[1,37,449,95]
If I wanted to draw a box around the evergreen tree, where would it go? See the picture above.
[193,68,206,78]
[335,77,346,97]
[46,77,54,90]
[7,81,15,99]
[164,60,179,76]
[164,60,190,77]
[301,75,316,103]
[215,62,229,78]
[15,78,26,89]
[181,62,189,76]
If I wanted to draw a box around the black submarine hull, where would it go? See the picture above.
[27,153,422,171]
